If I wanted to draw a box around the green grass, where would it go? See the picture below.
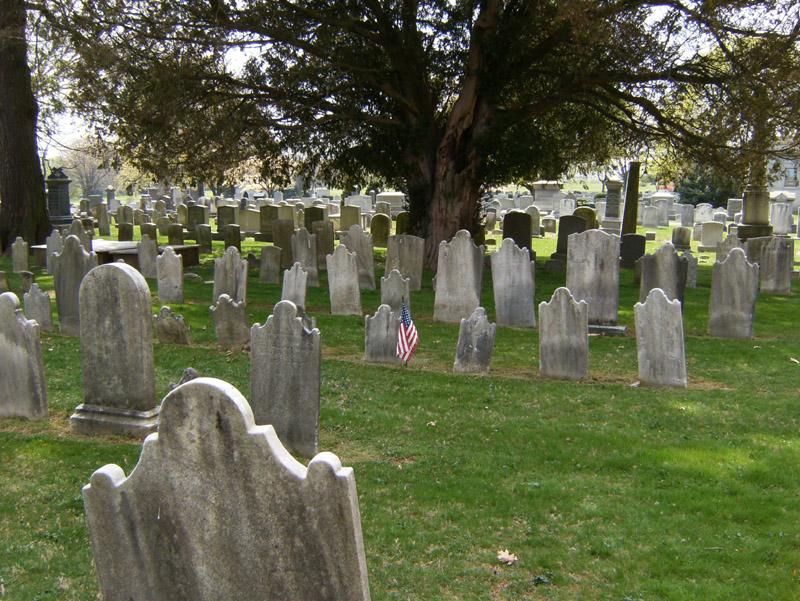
[1,223,800,600]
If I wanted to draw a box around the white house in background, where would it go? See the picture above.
[768,156,799,208]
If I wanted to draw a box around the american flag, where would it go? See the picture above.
[396,299,418,363]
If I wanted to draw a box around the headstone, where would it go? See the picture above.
[485,210,497,232]
[326,245,361,315]
[303,206,325,232]
[601,180,623,233]
[176,203,189,225]
[638,243,688,304]
[19,271,33,294]
[380,269,411,314]
[45,230,63,274]
[546,215,586,272]
[539,287,588,380]
[217,206,238,232]
[23,284,53,331]
[210,294,250,349]
[682,250,698,288]
[490,238,535,328]
[281,263,308,311]
[708,248,758,339]
[621,162,640,235]
[756,236,793,295]
[364,304,401,364]
[695,203,714,224]
[137,234,158,279]
[223,224,242,253]
[634,288,687,387]
[370,213,391,248]
[118,222,134,242]
[0,292,47,419]
[341,225,376,291]
[11,237,29,273]
[453,307,496,374]
[680,204,695,227]
[140,223,157,244]
[156,246,184,304]
[312,220,334,270]
[395,211,411,235]
[81,377,369,601]
[712,210,727,224]
[273,219,295,268]
[156,216,172,237]
[386,235,424,291]
[671,226,691,250]
[502,210,533,255]
[341,205,361,231]
[717,234,743,258]
[642,206,659,228]
[541,216,557,233]
[213,246,248,304]
[188,205,209,233]
[167,224,185,246]
[251,301,321,457]
[433,230,483,323]
[52,235,98,336]
[574,206,598,230]
[97,204,111,236]
[153,306,190,345]
[727,198,743,220]
[566,230,620,327]
[291,228,319,287]
[196,224,212,254]
[620,233,646,269]
[375,201,391,216]
[770,202,794,235]
[117,205,133,225]
[259,246,282,284]
[71,263,158,436]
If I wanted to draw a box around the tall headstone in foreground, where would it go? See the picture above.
[71,263,158,436]
[433,230,483,323]
[634,288,687,387]
[453,307,496,374]
[291,228,319,287]
[259,246,282,284]
[566,229,621,330]
[210,294,251,349]
[281,263,308,311]
[11,237,28,273]
[156,246,184,304]
[539,287,588,380]
[23,284,53,332]
[386,234,424,291]
[708,248,758,339]
[82,377,370,601]
[213,246,248,304]
[380,269,410,314]
[326,245,362,315]
[251,301,321,457]
[364,304,401,364]
[0,292,47,419]
[490,238,535,328]
[638,242,688,304]
[621,161,640,235]
[53,235,98,336]
[341,225,376,291]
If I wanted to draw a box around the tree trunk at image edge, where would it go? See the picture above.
[0,0,51,252]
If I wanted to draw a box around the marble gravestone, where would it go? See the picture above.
[708,248,758,339]
[453,307,496,374]
[281,263,308,311]
[23,284,53,332]
[490,239,535,328]
[82,377,370,601]
[53,235,98,336]
[11,237,28,273]
[433,230,483,323]
[634,288,687,387]
[196,224,212,254]
[698,221,724,252]
[312,220,334,271]
[370,213,391,248]
[682,250,698,288]
[539,287,588,380]
[638,242,688,305]
[326,245,362,316]
[756,236,793,295]
[386,235,424,291]
[156,246,183,304]
[770,202,794,235]
[291,228,319,287]
[566,229,621,332]
[213,246,248,304]
[272,219,295,268]
[45,230,64,274]
[251,301,321,458]
[71,263,158,436]
[364,304,401,364]
[259,246,282,284]
[341,225,376,291]
[0,292,47,419]
[546,215,586,272]
[210,294,251,349]
[153,306,190,345]
[137,234,158,279]
[380,269,411,314]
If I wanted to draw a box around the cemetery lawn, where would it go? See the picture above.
[1,229,800,600]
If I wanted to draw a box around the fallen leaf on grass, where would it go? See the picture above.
[426,421,437,427]
[753,345,761,349]
[790,357,800,364]
[497,549,518,565]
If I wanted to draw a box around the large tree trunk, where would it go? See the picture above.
[0,0,50,252]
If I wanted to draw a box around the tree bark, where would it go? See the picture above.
[0,0,50,252]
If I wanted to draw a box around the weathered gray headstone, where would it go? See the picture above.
[167,224,185,246]
[137,234,158,279]
[140,222,157,244]
[341,225,376,291]
[23,284,53,332]
[634,288,687,387]
[291,228,319,287]
[273,219,295,268]
[153,306,190,345]
[223,224,242,253]
[638,242,688,304]
[566,230,620,326]
[620,233,646,269]
[717,234,743,258]
[680,204,695,227]
[756,236,793,295]
[539,287,588,380]
[546,215,586,272]
[19,271,33,294]
[326,245,361,315]
[708,247,758,339]
[45,229,63,274]
[118,222,134,242]
[81,377,370,601]
[117,204,133,225]
[671,226,691,250]
[0,271,7,292]
[156,246,184,304]
[69,219,92,251]
[770,202,793,235]
[433,230,483,323]
[53,235,98,336]
[340,205,361,231]
[259,246,282,284]
[364,304,400,364]
[526,205,541,236]
[642,206,659,228]
[97,204,111,236]
[453,307,496,374]
[395,211,410,235]
[490,238,535,328]
[11,237,28,273]
[380,269,410,314]
[727,198,743,220]
[501,211,532,255]
[370,214,391,248]
[251,301,321,457]
[386,234,424,291]
[281,263,308,311]
[213,246,248,304]
[682,250,698,288]
[196,224,212,254]
[71,263,158,436]
[699,221,724,251]
[0,292,47,419]
[312,220,334,271]
[210,294,250,349]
